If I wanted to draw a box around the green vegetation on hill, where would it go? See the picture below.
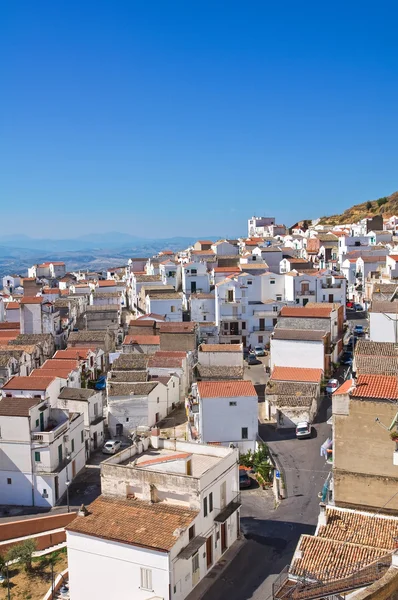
[319,190,398,225]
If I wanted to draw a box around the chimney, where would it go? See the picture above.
[318,502,328,527]
[151,427,160,449]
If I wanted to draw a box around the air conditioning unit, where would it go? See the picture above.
[63,435,69,442]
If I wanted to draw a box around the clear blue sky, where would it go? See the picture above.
[1,1,398,238]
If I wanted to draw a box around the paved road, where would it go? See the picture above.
[202,398,332,600]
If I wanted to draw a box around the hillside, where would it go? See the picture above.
[319,190,398,225]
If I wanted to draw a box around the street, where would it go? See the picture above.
[202,397,332,600]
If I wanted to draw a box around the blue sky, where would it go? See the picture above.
[1,1,398,238]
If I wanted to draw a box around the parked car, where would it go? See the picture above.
[340,351,353,366]
[354,303,364,311]
[247,353,258,365]
[326,378,339,394]
[254,345,265,357]
[102,440,122,455]
[296,421,312,439]
[353,325,364,336]
[95,374,107,390]
[243,348,250,360]
[346,335,358,348]
[346,301,354,309]
[239,468,252,489]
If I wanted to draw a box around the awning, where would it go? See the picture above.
[178,536,207,559]
[214,497,241,523]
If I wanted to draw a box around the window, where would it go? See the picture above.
[189,525,195,540]
[209,492,213,513]
[242,305,246,314]
[247,280,252,285]
[34,394,41,398]
[252,255,256,261]
[157,397,159,403]
[191,269,197,275]
[276,295,282,301]
[241,321,246,330]
[81,431,84,443]
[273,306,278,312]
[204,496,208,517]
[42,489,48,498]
[171,305,175,312]
[270,280,275,284]
[229,401,237,406]
[203,315,207,321]
[7,478,11,485]
[71,439,75,453]
[126,417,129,422]
[296,299,300,304]
[34,451,40,462]
[258,336,263,343]
[36,419,39,427]
[140,568,152,591]
[6,394,12,398]
[242,427,248,440]
[227,290,234,302]
[94,403,98,416]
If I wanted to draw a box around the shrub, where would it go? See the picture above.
[377,197,388,207]
[366,201,372,210]
[7,539,37,572]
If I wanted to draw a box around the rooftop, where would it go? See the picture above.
[280,305,334,318]
[351,374,398,400]
[123,335,160,346]
[108,370,148,382]
[273,329,326,341]
[2,375,56,390]
[199,343,242,353]
[271,366,323,383]
[355,340,397,357]
[160,322,196,333]
[355,354,398,376]
[68,331,109,342]
[197,380,257,398]
[108,382,159,397]
[111,354,148,371]
[0,396,41,416]
[266,381,318,397]
[333,379,354,396]
[369,301,398,314]
[66,496,198,552]
[58,387,96,401]
[196,365,244,379]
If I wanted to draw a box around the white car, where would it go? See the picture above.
[254,345,265,357]
[296,421,312,439]
[326,378,339,395]
[102,440,122,455]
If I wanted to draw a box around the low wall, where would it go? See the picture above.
[0,513,76,542]
[0,530,66,556]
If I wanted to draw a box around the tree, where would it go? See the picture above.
[7,539,37,572]
[366,201,372,210]
[377,196,388,207]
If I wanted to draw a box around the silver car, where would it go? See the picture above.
[102,440,122,454]
[296,421,312,439]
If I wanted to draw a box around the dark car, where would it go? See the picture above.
[340,351,353,366]
[354,325,364,336]
[346,336,358,349]
[239,469,251,489]
[247,353,258,365]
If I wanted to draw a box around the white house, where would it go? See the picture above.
[145,291,184,321]
[159,260,182,290]
[67,436,240,600]
[57,387,105,456]
[369,301,398,343]
[337,235,370,264]
[2,275,22,294]
[248,216,275,237]
[211,240,239,256]
[107,381,169,437]
[270,329,327,372]
[190,380,258,452]
[148,351,191,403]
[386,254,398,279]
[182,262,210,298]
[122,335,160,355]
[0,393,85,507]
[190,293,216,323]
[5,301,21,323]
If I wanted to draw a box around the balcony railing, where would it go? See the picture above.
[252,325,274,332]
[296,290,315,296]
[321,283,342,289]
[32,421,68,445]
[221,331,242,337]
[214,493,241,523]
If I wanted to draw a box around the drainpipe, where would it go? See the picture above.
[29,415,35,507]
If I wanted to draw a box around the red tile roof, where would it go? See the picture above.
[0,322,20,330]
[351,374,398,400]
[2,375,56,390]
[20,297,43,304]
[5,302,20,310]
[0,397,42,416]
[66,496,198,551]
[30,368,70,379]
[197,380,257,398]
[333,379,354,396]
[199,344,242,352]
[53,348,93,360]
[280,305,333,318]
[271,366,323,383]
[148,355,184,368]
[98,280,117,287]
[123,335,160,346]
[43,359,79,369]
[160,323,196,333]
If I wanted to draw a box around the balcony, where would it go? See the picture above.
[321,282,342,289]
[32,420,68,445]
[296,290,315,296]
[221,331,242,337]
[214,493,241,523]
[252,325,274,332]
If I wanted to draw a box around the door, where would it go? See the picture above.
[58,444,63,464]
[221,522,227,553]
[191,281,197,293]
[72,460,76,478]
[242,336,247,347]
[39,411,44,432]
[329,294,334,303]
[93,432,98,450]
[206,535,212,569]
[303,298,309,306]
[220,481,226,509]
[192,553,200,586]
[259,318,265,331]
[155,412,160,423]
[54,476,59,502]
[115,424,123,437]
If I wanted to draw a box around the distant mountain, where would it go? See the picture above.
[319,190,398,225]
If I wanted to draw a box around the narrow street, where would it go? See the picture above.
[202,397,332,600]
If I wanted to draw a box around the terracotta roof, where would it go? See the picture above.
[42,288,60,294]
[333,379,354,396]
[355,354,398,376]
[306,239,320,253]
[108,370,147,383]
[53,348,93,360]
[5,302,20,310]
[196,365,244,380]
[137,452,191,468]
[160,323,196,333]
[271,366,323,383]
[98,280,117,287]
[0,397,42,416]
[148,355,184,368]
[388,255,398,261]
[351,374,398,400]
[199,344,242,352]
[112,355,148,371]
[66,496,198,551]
[123,335,160,346]
[266,381,318,397]
[30,368,70,379]
[0,329,19,338]
[355,341,397,357]
[20,297,43,304]
[280,305,333,318]
[2,375,56,390]
[136,313,166,321]
[153,351,187,357]
[197,380,257,398]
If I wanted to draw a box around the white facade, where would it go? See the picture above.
[182,263,210,297]
[369,310,397,343]
[248,216,275,237]
[270,337,325,371]
[190,294,216,323]
[145,294,183,321]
